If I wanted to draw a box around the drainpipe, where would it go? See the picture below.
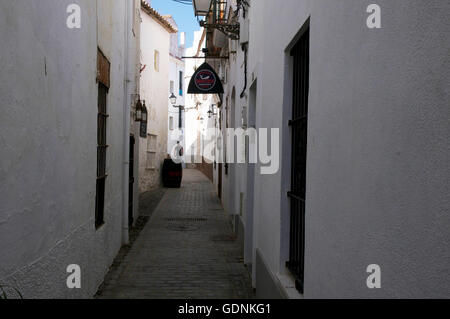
[121,0,132,245]
[240,43,248,99]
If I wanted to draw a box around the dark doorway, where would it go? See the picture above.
[129,135,135,228]
[287,28,310,294]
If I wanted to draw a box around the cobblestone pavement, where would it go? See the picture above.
[97,169,254,299]
[95,187,166,298]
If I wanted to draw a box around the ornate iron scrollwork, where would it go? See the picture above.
[200,21,240,40]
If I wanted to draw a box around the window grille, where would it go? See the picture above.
[95,83,109,228]
[287,28,310,294]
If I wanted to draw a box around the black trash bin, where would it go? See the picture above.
[162,159,182,188]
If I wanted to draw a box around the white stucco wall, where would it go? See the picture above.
[213,0,261,270]
[168,57,185,148]
[0,0,138,298]
[168,34,186,156]
[139,8,171,192]
[221,0,450,298]
[130,0,143,226]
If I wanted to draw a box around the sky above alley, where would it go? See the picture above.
[151,0,200,48]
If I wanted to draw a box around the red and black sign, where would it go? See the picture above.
[188,62,224,94]
[195,70,216,91]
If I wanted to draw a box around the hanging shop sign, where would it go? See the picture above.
[188,62,224,94]
[140,101,148,138]
[140,121,147,139]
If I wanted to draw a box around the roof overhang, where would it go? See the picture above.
[193,0,212,17]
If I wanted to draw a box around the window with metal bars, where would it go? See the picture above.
[287,28,310,294]
[95,83,109,228]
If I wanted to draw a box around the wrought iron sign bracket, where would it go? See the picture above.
[200,21,240,40]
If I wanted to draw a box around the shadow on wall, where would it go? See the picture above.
[197,158,213,182]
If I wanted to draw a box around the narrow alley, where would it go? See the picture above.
[1,0,450,302]
[97,170,254,299]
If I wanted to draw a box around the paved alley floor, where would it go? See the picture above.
[97,169,254,299]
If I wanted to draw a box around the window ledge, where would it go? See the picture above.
[275,272,304,299]
[95,222,105,231]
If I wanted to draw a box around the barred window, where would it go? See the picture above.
[95,83,109,228]
[287,27,310,294]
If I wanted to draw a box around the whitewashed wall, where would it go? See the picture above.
[130,0,142,226]
[213,0,262,281]
[0,0,138,298]
[139,9,171,191]
[222,0,450,298]
[168,56,186,154]
[168,28,186,157]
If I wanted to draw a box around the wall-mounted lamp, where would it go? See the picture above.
[139,100,148,138]
[169,93,177,106]
[196,0,241,40]
[208,104,218,118]
[169,93,185,111]
[207,110,218,119]
[135,99,148,123]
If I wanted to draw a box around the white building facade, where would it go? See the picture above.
[167,18,187,159]
[139,1,176,191]
[200,0,450,298]
[0,0,141,298]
